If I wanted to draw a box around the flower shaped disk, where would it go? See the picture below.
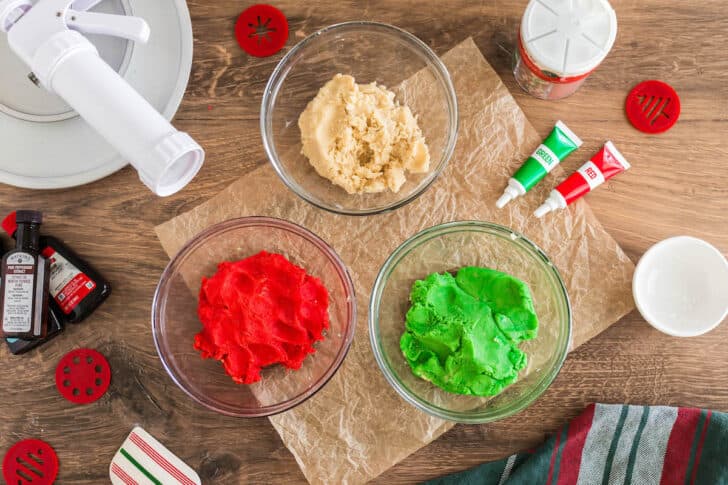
[235,4,289,57]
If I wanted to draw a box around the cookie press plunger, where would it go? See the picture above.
[0,0,205,196]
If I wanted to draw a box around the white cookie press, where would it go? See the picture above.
[0,0,204,196]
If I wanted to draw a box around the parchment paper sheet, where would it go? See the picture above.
[156,38,635,485]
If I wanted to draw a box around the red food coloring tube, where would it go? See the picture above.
[534,141,631,218]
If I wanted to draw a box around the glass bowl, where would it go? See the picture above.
[152,217,356,417]
[369,221,571,423]
[261,21,459,216]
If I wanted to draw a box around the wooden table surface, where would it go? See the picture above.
[1,0,727,483]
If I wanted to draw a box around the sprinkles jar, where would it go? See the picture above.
[514,0,618,100]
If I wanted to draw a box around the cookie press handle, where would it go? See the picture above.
[0,0,205,196]
[65,10,150,42]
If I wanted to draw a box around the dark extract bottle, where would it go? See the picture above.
[0,219,64,355]
[2,211,111,324]
[1,211,50,340]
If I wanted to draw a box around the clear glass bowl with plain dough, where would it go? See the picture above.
[261,21,459,216]
[152,217,356,417]
[369,221,572,423]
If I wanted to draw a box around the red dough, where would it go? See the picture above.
[195,251,330,384]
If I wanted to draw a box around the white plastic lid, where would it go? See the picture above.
[633,237,728,337]
[521,0,617,77]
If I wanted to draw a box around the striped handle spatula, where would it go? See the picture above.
[110,427,201,485]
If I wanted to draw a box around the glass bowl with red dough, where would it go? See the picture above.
[152,217,356,417]
[369,221,571,424]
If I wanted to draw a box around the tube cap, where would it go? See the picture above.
[534,192,565,218]
[496,184,523,209]
[534,203,554,218]
[496,192,514,209]
[134,132,205,197]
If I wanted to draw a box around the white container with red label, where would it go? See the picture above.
[514,0,618,100]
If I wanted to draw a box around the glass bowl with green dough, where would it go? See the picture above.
[369,221,571,423]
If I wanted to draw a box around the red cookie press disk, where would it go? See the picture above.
[2,439,59,485]
[626,80,680,134]
[55,348,111,404]
[235,4,289,57]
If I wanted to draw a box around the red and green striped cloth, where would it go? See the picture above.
[426,404,727,485]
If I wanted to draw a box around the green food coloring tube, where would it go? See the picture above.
[496,120,582,208]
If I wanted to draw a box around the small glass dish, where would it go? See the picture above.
[261,21,459,216]
[369,221,571,423]
[152,217,356,417]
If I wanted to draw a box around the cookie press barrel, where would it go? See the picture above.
[0,0,205,196]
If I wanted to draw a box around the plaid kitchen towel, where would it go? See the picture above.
[426,404,728,485]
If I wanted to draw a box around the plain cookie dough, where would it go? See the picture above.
[298,74,431,194]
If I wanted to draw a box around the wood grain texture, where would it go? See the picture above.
[0,1,726,483]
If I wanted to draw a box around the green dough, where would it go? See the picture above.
[400,267,539,397]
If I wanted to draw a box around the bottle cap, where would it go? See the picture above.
[1,211,17,236]
[15,209,42,224]
[521,0,617,77]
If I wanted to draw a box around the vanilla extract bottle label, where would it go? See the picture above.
[2,253,36,333]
